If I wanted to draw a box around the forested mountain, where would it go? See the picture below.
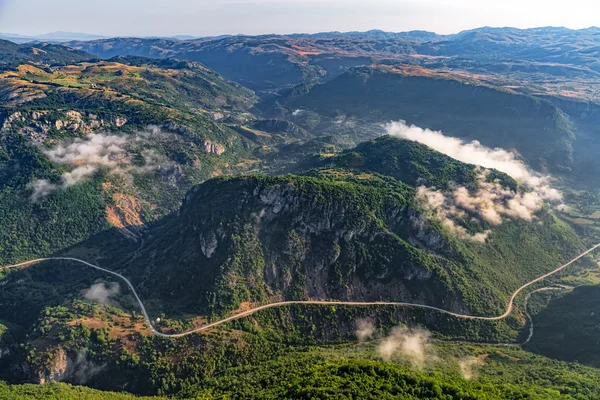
[0,57,257,265]
[0,40,93,69]
[2,25,600,400]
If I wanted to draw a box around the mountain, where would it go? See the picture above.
[65,27,600,96]
[288,29,447,42]
[0,56,258,265]
[281,65,576,173]
[37,31,109,42]
[126,137,582,321]
[0,136,589,397]
[419,27,600,71]
[3,26,600,400]
[0,31,109,43]
[68,35,416,91]
[0,40,93,68]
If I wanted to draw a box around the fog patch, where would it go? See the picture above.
[385,121,562,202]
[458,356,484,381]
[355,318,376,341]
[72,348,106,384]
[377,326,435,368]
[416,169,549,242]
[385,121,564,241]
[83,282,120,305]
[30,130,173,201]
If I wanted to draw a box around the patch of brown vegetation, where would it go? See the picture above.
[103,185,145,229]
[106,206,125,229]
[16,64,46,74]
[238,302,252,312]
[68,317,109,330]
[112,193,144,227]
[31,47,48,55]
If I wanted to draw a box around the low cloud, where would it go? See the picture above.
[45,133,129,168]
[30,131,172,201]
[72,348,106,384]
[458,356,485,381]
[83,282,120,305]
[355,318,376,341]
[386,121,564,241]
[31,179,58,202]
[417,171,548,242]
[385,121,562,202]
[377,326,434,368]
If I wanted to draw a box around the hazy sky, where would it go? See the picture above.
[1,0,599,37]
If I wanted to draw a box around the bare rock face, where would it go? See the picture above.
[203,139,226,155]
[222,182,444,305]
[30,347,105,385]
[161,122,227,155]
[36,348,72,385]
[200,232,218,258]
[1,110,130,142]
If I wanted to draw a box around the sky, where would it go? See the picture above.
[0,0,599,37]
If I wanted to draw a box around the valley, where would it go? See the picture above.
[2,22,600,399]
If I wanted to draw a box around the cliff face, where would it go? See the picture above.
[1,110,128,143]
[133,174,464,317]
[128,137,583,319]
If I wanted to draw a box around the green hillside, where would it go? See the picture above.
[526,285,600,367]
[3,298,600,398]
[127,137,583,322]
[283,66,576,172]
[0,381,162,399]
[0,40,93,69]
[0,58,258,265]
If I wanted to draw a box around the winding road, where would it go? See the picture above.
[4,242,600,339]
[521,286,568,345]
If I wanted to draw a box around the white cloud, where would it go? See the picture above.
[377,326,435,368]
[83,282,120,305]
[385,121,562,202]
[386,121,564,241]
[458,356,484,381]
[355,318,376,341]
[30,131,172,201]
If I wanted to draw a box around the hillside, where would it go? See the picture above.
[3,290,600,398]
[125,137,583,322]
[66,28,600,101]
[0,40,92,69]
[3,26,600,400]
[70,36,387,91]
[420,27,600,72]
[0,58,258,265]
[526,285,600,367]
[282,66,576,173]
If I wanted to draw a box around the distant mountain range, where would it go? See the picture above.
[0,31,110,43]
[0,31,229,43]
[5,26,599,44]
